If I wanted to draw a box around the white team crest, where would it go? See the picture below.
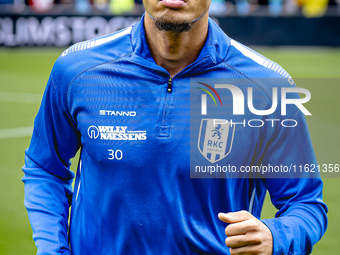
[197,119,235,163]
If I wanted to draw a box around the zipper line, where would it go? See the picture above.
[167,77,172,93]
[160,76,173,132]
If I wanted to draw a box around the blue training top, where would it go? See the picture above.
[22,14,328,255]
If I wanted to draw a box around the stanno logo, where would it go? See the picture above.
[87,125,147,140]
[99,110,136,116]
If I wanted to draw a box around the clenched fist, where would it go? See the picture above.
[218,211,273,255]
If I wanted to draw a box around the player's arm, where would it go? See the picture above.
[22,66,81,254]
[258,96,328,255]
[218,86,328,255]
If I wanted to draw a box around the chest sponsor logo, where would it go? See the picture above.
[197,119,235,163]
[87,125,147,140]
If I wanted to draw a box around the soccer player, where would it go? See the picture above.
[22,0,328,254]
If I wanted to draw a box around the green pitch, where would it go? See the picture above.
[0,47,339,255]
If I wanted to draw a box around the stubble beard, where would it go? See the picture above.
[154,16,192,33]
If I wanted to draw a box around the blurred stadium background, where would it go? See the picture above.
[0,0,339,254]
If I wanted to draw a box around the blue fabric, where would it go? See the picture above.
[22,14,328,255]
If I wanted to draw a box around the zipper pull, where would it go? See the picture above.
[167,77,172,93]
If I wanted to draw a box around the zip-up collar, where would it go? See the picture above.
[129,14,231,76]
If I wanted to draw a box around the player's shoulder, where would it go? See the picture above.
[50,26,133,87]
[224,39,295,88]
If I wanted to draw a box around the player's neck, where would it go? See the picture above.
[144,12,209,77]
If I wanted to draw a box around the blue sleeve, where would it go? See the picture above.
[22,64,81,254]
[259,106,328,254]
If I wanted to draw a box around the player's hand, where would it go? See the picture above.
[218,210,273,255]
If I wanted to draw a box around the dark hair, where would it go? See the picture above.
[154,17,192,33]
